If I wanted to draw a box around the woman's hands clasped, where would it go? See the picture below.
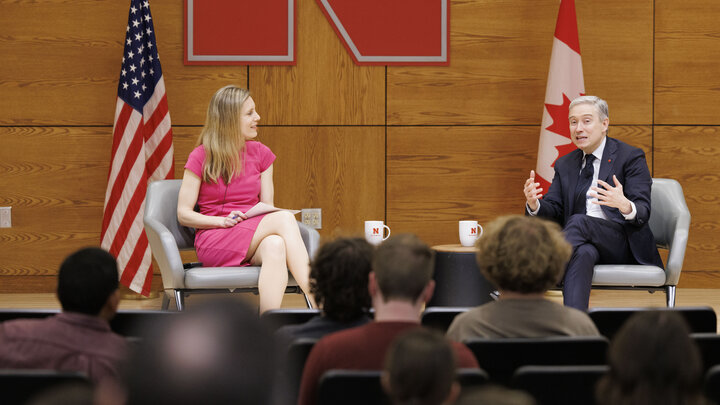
[219,210,247,228]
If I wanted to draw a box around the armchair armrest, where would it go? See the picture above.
[297,221,320,260]
[144,217,187,290]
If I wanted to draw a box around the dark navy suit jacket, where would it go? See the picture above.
[536,136,663,268]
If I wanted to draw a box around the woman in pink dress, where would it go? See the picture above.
[177,85,314,313]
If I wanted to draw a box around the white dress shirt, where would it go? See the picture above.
[528,136,637,221]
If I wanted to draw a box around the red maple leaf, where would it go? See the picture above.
[544,92,579,167]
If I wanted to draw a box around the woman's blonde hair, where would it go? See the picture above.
[197,85,251,183]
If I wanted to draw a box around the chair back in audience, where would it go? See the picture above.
[421,307,470,332]
[705,364,720,405]
[692,333,720,373]
[0,309,58,322]
[456,367,489,389]
[588,307,717,340]
[465,336,609,384]
[260,308,321,333]
[0,309,176,338]
[276,337,318,405]
[317,370,390,405]
[316,369,487,405]
[0,369,92,405]
[512,365,609,405]
[110,310,176,338]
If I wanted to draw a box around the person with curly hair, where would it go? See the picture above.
[275,237,374,342]
[596,311,708,405]
[297,234,479,405]
[446,215,599,340]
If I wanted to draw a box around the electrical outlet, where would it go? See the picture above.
[301,208,322,229]
[0,207,11,228]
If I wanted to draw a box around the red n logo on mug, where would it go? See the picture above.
[373,228,380,235]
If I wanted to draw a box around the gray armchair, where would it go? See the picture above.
[144,179,319,310]
[591,178,690,307]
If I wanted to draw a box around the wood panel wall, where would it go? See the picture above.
[1,0,719,292]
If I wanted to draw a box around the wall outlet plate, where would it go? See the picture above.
[301,208,321,229]
[0,207,11,228]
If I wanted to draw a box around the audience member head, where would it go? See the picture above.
[371,234,435,303]
[198,84,252,183]
[596,310,706,405]
[57,247,120,318]
[454,385,537,405]
[382,328,459,405]
[310,237,373,321]
[476,215,571,295]
[121,298,276,405]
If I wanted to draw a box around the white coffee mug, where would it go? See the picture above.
[459,220,484,247]
[365,221,391,246]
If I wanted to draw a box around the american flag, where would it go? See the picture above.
[101,0,174,296]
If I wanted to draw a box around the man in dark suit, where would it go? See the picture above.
[524,95,663,310]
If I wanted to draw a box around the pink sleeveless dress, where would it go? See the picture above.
[183,141,276,267]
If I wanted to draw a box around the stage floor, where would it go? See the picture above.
[1,288,718,317]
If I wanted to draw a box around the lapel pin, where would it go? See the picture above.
[607,159,612,163]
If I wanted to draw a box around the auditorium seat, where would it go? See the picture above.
[260,308,321,333]
[275,337,318,405]
[109,310,176,338]
[316,368,488,405]
[465,336,609,384]
[692,333,720,372]
[0,309,175,338]
[512,365,608,405]
[588,307,717,340]
[705,364,720,405]
[0,369,92,405]
[421,306,470,332]
[0,309,58,322]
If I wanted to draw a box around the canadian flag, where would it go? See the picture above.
[535,0,585,192]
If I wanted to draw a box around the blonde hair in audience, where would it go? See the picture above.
[476,215,571,294]
[197,85,250,184]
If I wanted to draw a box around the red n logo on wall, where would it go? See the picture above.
[185,0,295,65]
[185,0,449,66]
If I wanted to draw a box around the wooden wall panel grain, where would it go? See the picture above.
[0,0,247,126]
[2,0,720,293]
[655,0,720,125]
[387,126,537,246]
[260,127,385,239]
[387,0,652,126]
[0,0,124,125]
[249,0,385,125]
[386,125,651,247]
[577,0,653,124]
[654,126,720,287]
[0,127,111,281]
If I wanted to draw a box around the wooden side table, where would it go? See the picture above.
[428,244,497,307]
